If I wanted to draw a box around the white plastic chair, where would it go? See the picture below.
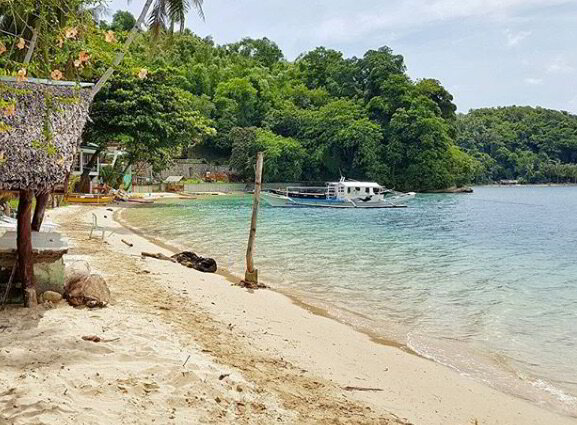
[89,213,106,240]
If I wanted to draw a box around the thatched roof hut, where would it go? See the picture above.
[0,77,93,307]
[0,77,93,191]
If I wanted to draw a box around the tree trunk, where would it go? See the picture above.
[17,190,37,307]
[122,161,133,175]
[78,148,103,193]
[23,19,41,65]
[90,0,155,99]
[244,152,264,284]
[31,191,49,232]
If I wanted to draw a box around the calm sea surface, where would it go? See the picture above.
[123,186,577,416]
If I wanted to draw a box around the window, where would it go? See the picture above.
[347,187,351,194]
[72,153,81,172]
[373,188,380,194]
[365,188,370,193]
[355,187,360,191]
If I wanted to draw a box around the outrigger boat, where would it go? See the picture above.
[262,178,415,208]
[64,193,115,204]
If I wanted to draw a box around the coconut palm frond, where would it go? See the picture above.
[148,0,168,36]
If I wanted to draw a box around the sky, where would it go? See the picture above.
[108,0,577,114]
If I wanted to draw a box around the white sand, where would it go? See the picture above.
[1,205,575,425]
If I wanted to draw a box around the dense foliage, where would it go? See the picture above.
[86,25,476,191]
[457,107,577,183]
[83,71,215,172]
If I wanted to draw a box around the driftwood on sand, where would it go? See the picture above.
[141,252,176,263]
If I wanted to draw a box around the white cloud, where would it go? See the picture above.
[547,57,575,74]
[524,77,543,85]
[312,0,566,43]
[505,29,532,47]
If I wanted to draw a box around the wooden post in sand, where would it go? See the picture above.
[17,190,37,307]
[244,152,264,285]
[32,191,50,232]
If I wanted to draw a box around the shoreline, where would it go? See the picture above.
[116,207,412,355]
[117,199,577,418]
[110,204,577,423]
[5,204,573,425]
[116,202,577,422]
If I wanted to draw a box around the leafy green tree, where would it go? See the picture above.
[457,106,577,183]
[229,127,306,181]
[81,70,215,188]
[226,38,284,68]
[111,10,137,31]
[415,79,457,122]
[385,98,456,191]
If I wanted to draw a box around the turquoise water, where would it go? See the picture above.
[123,186,577,416]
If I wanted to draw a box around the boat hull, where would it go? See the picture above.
[64,194,114,204]
[261,192,410,208]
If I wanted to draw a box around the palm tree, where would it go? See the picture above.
[149,0,204,35]
[90,0,204,98]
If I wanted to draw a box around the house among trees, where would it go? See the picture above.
[72,143,129,192]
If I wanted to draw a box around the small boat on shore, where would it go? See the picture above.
[64,194,115,204]
[262,179,415,208]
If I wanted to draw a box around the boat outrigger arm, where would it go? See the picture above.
[261,178,416,208]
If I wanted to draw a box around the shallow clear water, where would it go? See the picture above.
[123,186,577,416]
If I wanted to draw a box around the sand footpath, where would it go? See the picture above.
[1,204,575,425]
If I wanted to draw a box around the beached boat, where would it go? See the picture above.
[64,194,115,204]
[262,179,415,208]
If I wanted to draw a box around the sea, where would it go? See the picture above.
[122,185,577,417]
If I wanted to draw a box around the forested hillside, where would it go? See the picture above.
[457,107,577,183]
[5,9,574,189]
[79,14,479,191]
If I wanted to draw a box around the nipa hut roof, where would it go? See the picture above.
[0,77,93,191]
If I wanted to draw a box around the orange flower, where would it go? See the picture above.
[3,104,15,117]
[138,68,148,80]
[51,69,63,81]
[65,27,78,40]
[105,30,117,43]
[16,68,27,82]
[16,37,26,50]
[78,51,90,63]
[0,41,6,55]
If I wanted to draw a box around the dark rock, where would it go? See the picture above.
[171,251,217,273]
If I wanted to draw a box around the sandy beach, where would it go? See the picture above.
[1,204,575,425]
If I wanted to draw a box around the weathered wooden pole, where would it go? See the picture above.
[244,152,264,285]
[31,191,50,232]
[17,190,37,307]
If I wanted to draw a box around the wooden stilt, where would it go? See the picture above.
[244,152,264,285]
[17,190,37,307]
[32,191,50,232]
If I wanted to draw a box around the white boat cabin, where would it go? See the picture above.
[327,180,385,200]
